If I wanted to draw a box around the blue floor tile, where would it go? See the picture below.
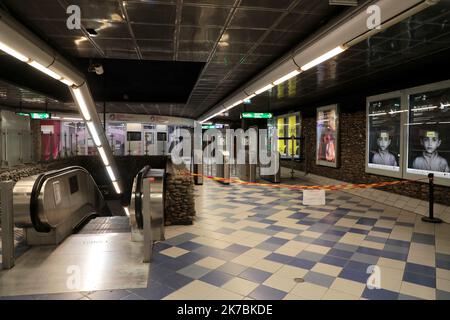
[200,270,234,287]
[177,241,203,251]
[348,228,370,235]
[405,263,436,277]
[239,267,272,283]
[411,233,435,245]
[312,238,336,247]
[356,218,377,226]
[403,272,436,288]
[436,259,450,270]
[339,268,369,283]
[372,227,392,233]
[346,260,371,272]
[175,251,205,265]
[266,225,285,232]
[287,258,316,270]
[362,288,399,300]
[248,285,287,300]
[159,272,194,290]
[265,253,294,264]
[385,239,410,248]
[320,255,348,267]
[304,271,335,288]
[356,246,382,256]
[380,250,408,261]
[266,237,289,245]
[328,248,353,259]
[131,283,175,300]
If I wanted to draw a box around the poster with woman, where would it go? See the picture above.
[367,96,402,174]
[316,105,339,167]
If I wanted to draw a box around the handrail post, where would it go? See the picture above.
[421,173,442,224]
[1,180,15,269]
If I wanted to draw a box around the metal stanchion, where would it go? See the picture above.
[291,135,295,179]
[142,178,152,263]
[421,173,442,224]
[1,181,15,269]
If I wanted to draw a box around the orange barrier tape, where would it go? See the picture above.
[183,171,413,191]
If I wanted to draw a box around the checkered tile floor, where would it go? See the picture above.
[2,178,450,300]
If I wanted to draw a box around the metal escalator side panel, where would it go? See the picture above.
[130,165,151,230]
[13,166,106,233]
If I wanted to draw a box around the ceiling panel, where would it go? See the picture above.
[126,3,176,25]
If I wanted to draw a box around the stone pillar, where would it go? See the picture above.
[30,119,41,162]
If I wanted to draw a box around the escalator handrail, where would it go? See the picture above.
[30,166,105,232]
[134,165,151,229]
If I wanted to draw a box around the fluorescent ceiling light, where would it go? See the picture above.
[123,207,130,216]
[87,121,101,146]
[60,78,74,86]
[301,46,346,71]
[113,181,121,194]
[255,84,274,95]
[63,117,82,121]
[273,70,301,85]
[51,116,60,119]
[72,88,92,121]
[0,42,29,62]
[98,147,109,166]
[29,61,61,80]
[106,166,116,181]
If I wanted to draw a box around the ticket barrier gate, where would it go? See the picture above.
[129,165,166,262]
[216,151,231,185]
[260,153,281,183]
[237,150,257,183]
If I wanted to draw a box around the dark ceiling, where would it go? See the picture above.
[0,1,449,121]
[0,0,348,117]
[217,0,450,121]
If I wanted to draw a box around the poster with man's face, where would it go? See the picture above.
[316,105,339,167]
[407,87,450,178]
[367,97,401,172]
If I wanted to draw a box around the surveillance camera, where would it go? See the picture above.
[88,63,104,75]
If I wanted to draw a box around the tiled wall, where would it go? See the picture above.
[281,110,450,206]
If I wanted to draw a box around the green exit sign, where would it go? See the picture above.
[241,112,273,119]
[16,112,51,119]
[30,112,50,119]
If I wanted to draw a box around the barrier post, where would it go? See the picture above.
[142,178,152,262]
[291,135,295,179]
[421,173,442,224]
[1,181,15,269]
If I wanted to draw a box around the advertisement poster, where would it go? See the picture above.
[407,87,450,179]
[316,105,339,167]
[277,117,286,156]
[367,97,401,172]
[276,113,301,160]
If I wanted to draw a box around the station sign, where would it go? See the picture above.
[241,112,273,119]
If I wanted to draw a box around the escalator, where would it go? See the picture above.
[12,166,112,245]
